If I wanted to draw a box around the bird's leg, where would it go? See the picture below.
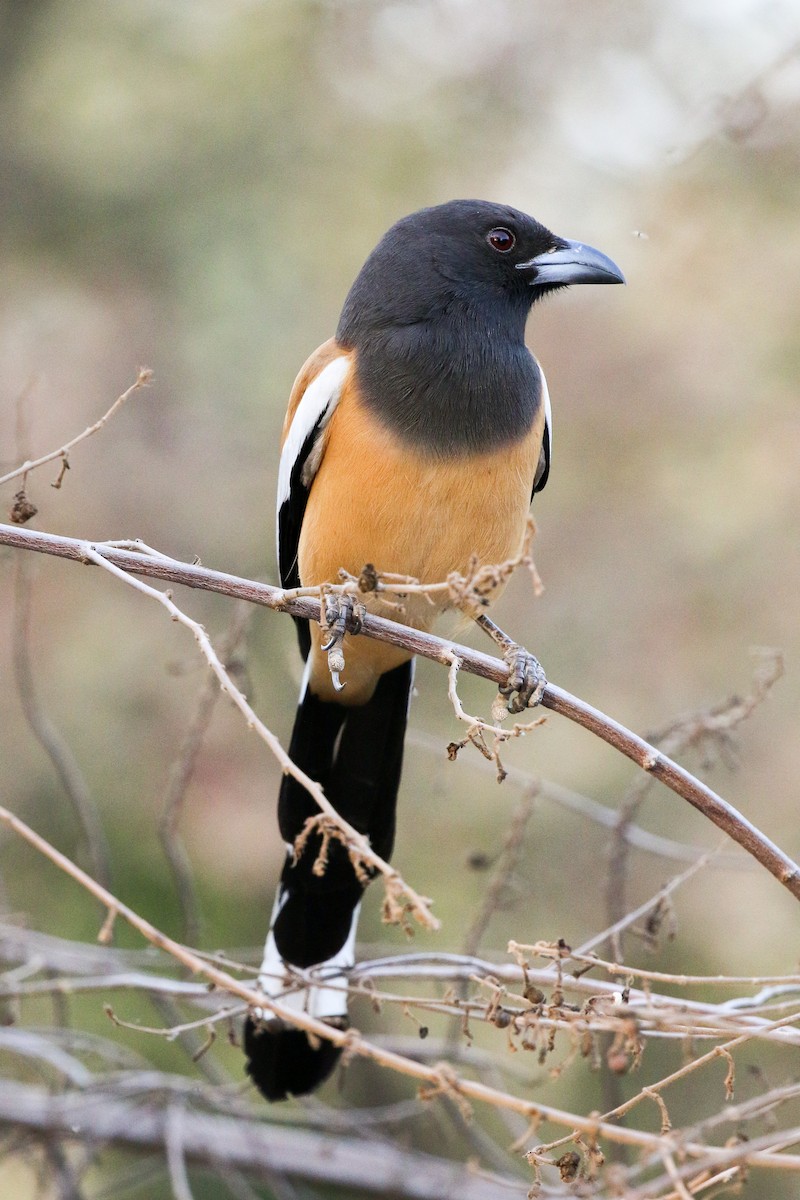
[320,591,366,692]
[474,613,546,713]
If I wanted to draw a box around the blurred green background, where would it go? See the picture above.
[1,1,800,1196]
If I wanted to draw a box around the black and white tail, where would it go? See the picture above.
[244,659,413,1101]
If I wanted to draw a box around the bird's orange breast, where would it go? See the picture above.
[298,382,543,701]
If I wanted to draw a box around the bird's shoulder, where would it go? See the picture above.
[282,338,353,446]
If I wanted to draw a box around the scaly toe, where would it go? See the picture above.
[320,594,366,690]
[500,647,546,713]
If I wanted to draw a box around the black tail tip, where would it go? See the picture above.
[243,1014,346,1102]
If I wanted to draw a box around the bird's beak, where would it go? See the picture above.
[516,239,625,286]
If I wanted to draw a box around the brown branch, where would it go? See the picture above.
[5,923,800,1045]
[7,799,798,1166]
[0,521,796,904]
[0,1078,528,1200]
[79,542,437,935]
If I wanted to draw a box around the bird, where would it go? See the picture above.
[243,199,624,1101]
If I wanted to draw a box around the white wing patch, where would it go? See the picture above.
[255,891,359,1021]
[276,355,350,514]
[532,357,552,493]
[540,361,552,461]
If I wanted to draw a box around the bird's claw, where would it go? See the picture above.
[498,644,546,713]
[321,594,365,691]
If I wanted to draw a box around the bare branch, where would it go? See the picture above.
[11,554,112,889]
[407,731,749,867]
[605,647,785,957]
[165,1104,196,1200]
[4,799,800,1200]
[158,600,252,943]
[0,1078,529,1200]
[461,787,538,958]
[79,541,438,935]
[0,370,152,491]
[0,522,797,902]
[7,799,800,1164]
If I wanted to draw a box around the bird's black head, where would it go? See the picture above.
[337,199,624,345]
[335,200,623,456]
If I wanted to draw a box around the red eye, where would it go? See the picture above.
[487,227,516,253]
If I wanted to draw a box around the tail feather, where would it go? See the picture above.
[244,1016,346,1102]
[244,659,413,1100]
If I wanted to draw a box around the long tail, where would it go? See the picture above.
[244,658,413,1101]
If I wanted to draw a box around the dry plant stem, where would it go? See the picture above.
[0,522,798,904]
[605,649,784,959]
[408,731,745,866]
[622,1122,800,1200]
[5,934,800,1049]
[12,554,112,890]
[609,1007,800,1123]
[566,950,800,990]
[462,788,538,958]
[529,1005,800,1166]
[5,805,800,1169]
[78,543,437,935]
[0,370,152,489]
[166,1104,196,1200]
[106,1003,245,1040]
[448,789,538,1042]
[159,600,252,944]
[0,1080,525,1200]
[568,850,715,962]
[149,993,233,1088]
[445,652,545,778]
[661,1150,696,1200]
[540,689,797,899]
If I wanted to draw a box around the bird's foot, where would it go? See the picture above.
[320,592,366,691]
[474,613,546,713]
[498,643,546,713]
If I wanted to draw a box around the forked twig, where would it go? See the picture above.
[80,541,438,936]
[0,521,798,904]
[0,369,152,491]
[3,798,800,1176]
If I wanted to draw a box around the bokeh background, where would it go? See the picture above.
[1,1,800,1196]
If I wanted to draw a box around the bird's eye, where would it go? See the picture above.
[486,227,516,253]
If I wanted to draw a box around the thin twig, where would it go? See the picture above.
[605,648,784,958]
[166,1104,195,1200]
[0,1078,529,1200]
[4,929,800,1049]
[0,523,796,903]
[0,370,152,490]
[568,848,717,961]
[462,788,538,958]
[80,542,438,935]
[661,1149,696,1200]
[448,789,539,1042]
[5,799,799,1164]
[407,731,749,867]
[445,651,545,782]
[11,554,112,890]
[159,600,252,944]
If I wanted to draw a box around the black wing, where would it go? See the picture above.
[276,355,351,658]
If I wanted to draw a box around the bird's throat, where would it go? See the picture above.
[353,317,542,457]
